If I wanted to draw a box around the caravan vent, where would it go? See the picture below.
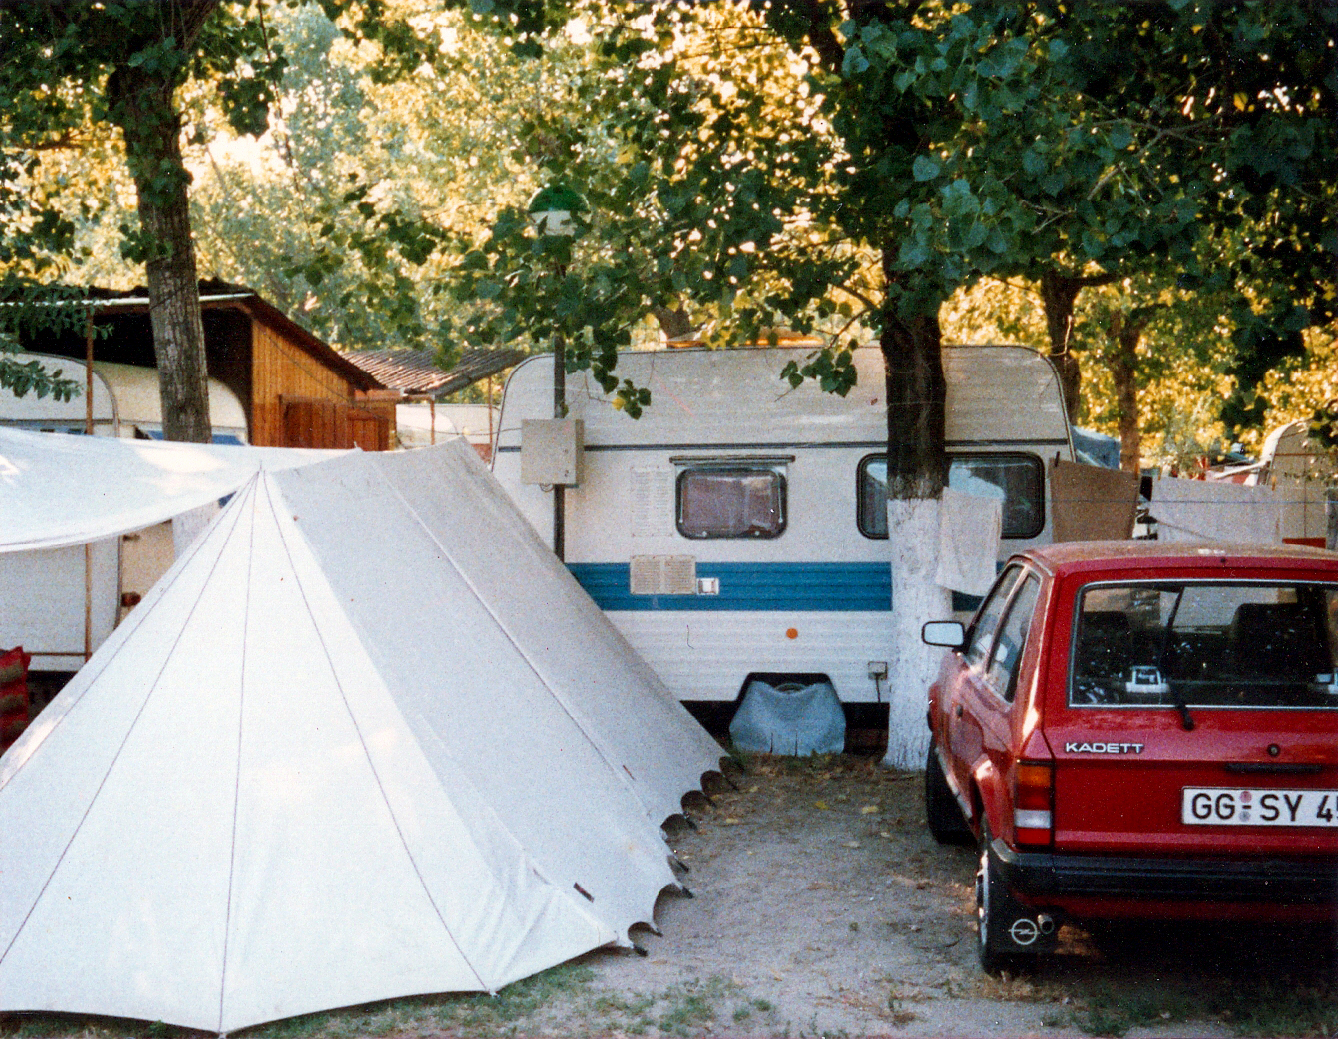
[630,467,676,537]
[630,555,697,595]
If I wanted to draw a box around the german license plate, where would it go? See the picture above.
[1182,787,1338,827]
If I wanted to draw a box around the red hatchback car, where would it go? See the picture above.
[921,542,1338,972]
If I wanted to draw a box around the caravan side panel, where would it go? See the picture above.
[493,346,1072,705]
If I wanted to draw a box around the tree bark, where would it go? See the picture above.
[105,3,220,443]
[878,281,951,771]
[1038,268,1128,425]
[1039,270,1083,423]
[651,304,696,342]
[881,310,947,500]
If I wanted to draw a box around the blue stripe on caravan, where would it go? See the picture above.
[567,561,892,612]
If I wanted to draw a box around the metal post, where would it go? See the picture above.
[553,333,566,561]
[85,309,94,660]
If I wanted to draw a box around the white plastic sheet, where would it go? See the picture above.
[1151,476,1283,544]
[0,427,344,553]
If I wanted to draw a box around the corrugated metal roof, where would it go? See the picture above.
[339,347,526,396]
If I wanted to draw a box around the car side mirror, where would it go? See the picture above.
[922,620,966,649]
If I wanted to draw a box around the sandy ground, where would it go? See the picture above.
[546,754,1336,1039]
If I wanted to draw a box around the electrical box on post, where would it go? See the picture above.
[521,419,584,486]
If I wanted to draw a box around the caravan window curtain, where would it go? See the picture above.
[676,467,785,539]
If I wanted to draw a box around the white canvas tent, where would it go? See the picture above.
[0,440,722,1033]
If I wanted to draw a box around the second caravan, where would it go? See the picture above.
[492,345,1075,723]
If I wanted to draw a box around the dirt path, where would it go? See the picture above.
[551,754,1336,1039]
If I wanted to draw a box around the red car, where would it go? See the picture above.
[921,542,1338,972]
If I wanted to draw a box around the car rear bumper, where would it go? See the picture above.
[993,839,1338,904]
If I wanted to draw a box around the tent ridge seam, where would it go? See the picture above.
[216,478,261,1034]
[260,474,491,994]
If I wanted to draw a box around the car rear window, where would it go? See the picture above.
[1070,582,1338,710]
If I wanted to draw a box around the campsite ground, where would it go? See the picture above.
[541,754,1338,1039]
[3,754,1333,1039]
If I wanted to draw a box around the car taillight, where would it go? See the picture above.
[1013,760,1053,846]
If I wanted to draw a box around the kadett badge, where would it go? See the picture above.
[1064,741,1144,754]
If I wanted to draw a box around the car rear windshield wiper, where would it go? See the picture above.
[1154,588,1195,731]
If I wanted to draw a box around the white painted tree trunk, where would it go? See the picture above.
[881,496,951,771]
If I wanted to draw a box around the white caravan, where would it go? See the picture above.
[0,352,248,443]
[492,345,1074,723]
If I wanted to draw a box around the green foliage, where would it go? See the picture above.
[0,280,93,400]
[780,348,856,397]
[0,0,454,407]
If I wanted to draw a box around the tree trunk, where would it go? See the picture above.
[879,305,951,770]
[1039,270,1082,424]
[1108,313,1143,475]
[882,312,947,500]
[107,49,213,443]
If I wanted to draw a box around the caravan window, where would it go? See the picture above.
[857,453,1045,539]
[677,467,786,539]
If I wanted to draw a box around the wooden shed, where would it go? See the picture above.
[21,280,399,450]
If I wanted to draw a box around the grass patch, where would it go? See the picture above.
[0,1017,87,1039]
[653,976,747,1037]
[1073,984,1196,1037]
[1072,975,1338,1038]
[428,963,596,1036]
[1210,979,1338,1038]
[0,965,769,1039]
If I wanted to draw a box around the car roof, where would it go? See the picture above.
[1017,540,1338,578]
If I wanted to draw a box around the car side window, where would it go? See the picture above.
[986,576,1041,702]
[963,565,1024,669]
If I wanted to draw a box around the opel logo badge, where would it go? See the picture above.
[1009,918,1040,946]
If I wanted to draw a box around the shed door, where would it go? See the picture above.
[281,397,388,450]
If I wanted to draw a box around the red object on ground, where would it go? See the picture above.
[0,646,31,754]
